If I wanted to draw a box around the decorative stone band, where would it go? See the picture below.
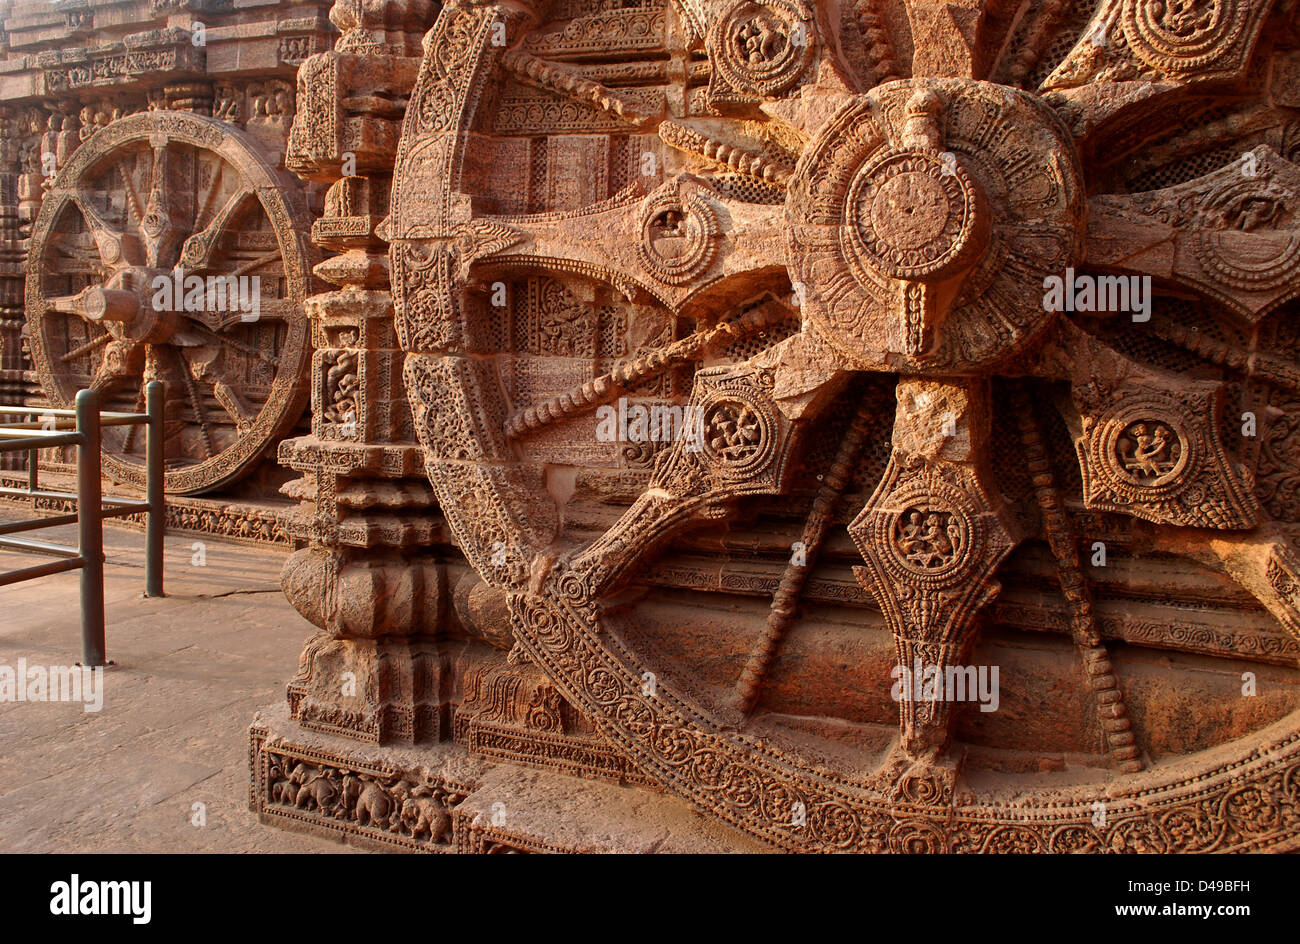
[507,589,1300,852]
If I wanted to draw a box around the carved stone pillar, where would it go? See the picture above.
[276,0,447,745]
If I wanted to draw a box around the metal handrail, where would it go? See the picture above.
[0,382,165,666]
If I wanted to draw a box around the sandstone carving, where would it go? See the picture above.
[8,0,1293,854]
[243,0,1300,853]
[1,0,332,500]
[25,111,315,493]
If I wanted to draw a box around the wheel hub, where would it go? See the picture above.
[786,79,1083,373]
[86,267,178,345]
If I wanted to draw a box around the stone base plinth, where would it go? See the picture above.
[249,702,765,853]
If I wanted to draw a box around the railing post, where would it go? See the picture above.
[28,407,39,496]
[145,380,164,597]
[75,388,106,667]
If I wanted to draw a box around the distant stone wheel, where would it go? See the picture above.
[25,110,313,495]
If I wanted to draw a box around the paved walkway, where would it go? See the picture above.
[0,508,355,853]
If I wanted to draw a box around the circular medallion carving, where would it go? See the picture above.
[1195,180,1300,291]
[700,394,776,478]
[635,191,720,285]
[888,818,949,853]
[845,151,984,282]
[889,506,969,576]
[709,0,815,97]
[1122,0,1246,73]
[873,482,978,589]
[1110,418,1189,488]
[1093,400,1199,502]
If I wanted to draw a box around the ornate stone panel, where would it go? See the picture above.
[371,0,1300,854]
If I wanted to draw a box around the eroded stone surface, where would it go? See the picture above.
[269,0,1300,853]
[5,0,1300,854]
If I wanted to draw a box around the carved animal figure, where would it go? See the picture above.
[291,764,338,811]
[339,772,363,818]
[402,793,451,843]
[270,765,298,805]
[354,780,397,829]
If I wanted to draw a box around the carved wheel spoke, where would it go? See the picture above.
[454,177,789,314]
[179,186,255,273]
[69,192,134,269]
[735,392,878,714]
[47,231,107,275]
[60,332,113,364]
[1038,0,1280,136]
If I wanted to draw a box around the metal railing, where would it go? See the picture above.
[0,381,164,666]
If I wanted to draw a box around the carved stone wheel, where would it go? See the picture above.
[391,0,1300,851]
[26,111,313,494]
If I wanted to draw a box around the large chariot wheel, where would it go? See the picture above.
[391,0,1300,851]
[26,110,313,494]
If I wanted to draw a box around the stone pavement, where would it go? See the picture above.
[0,507,357,853]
